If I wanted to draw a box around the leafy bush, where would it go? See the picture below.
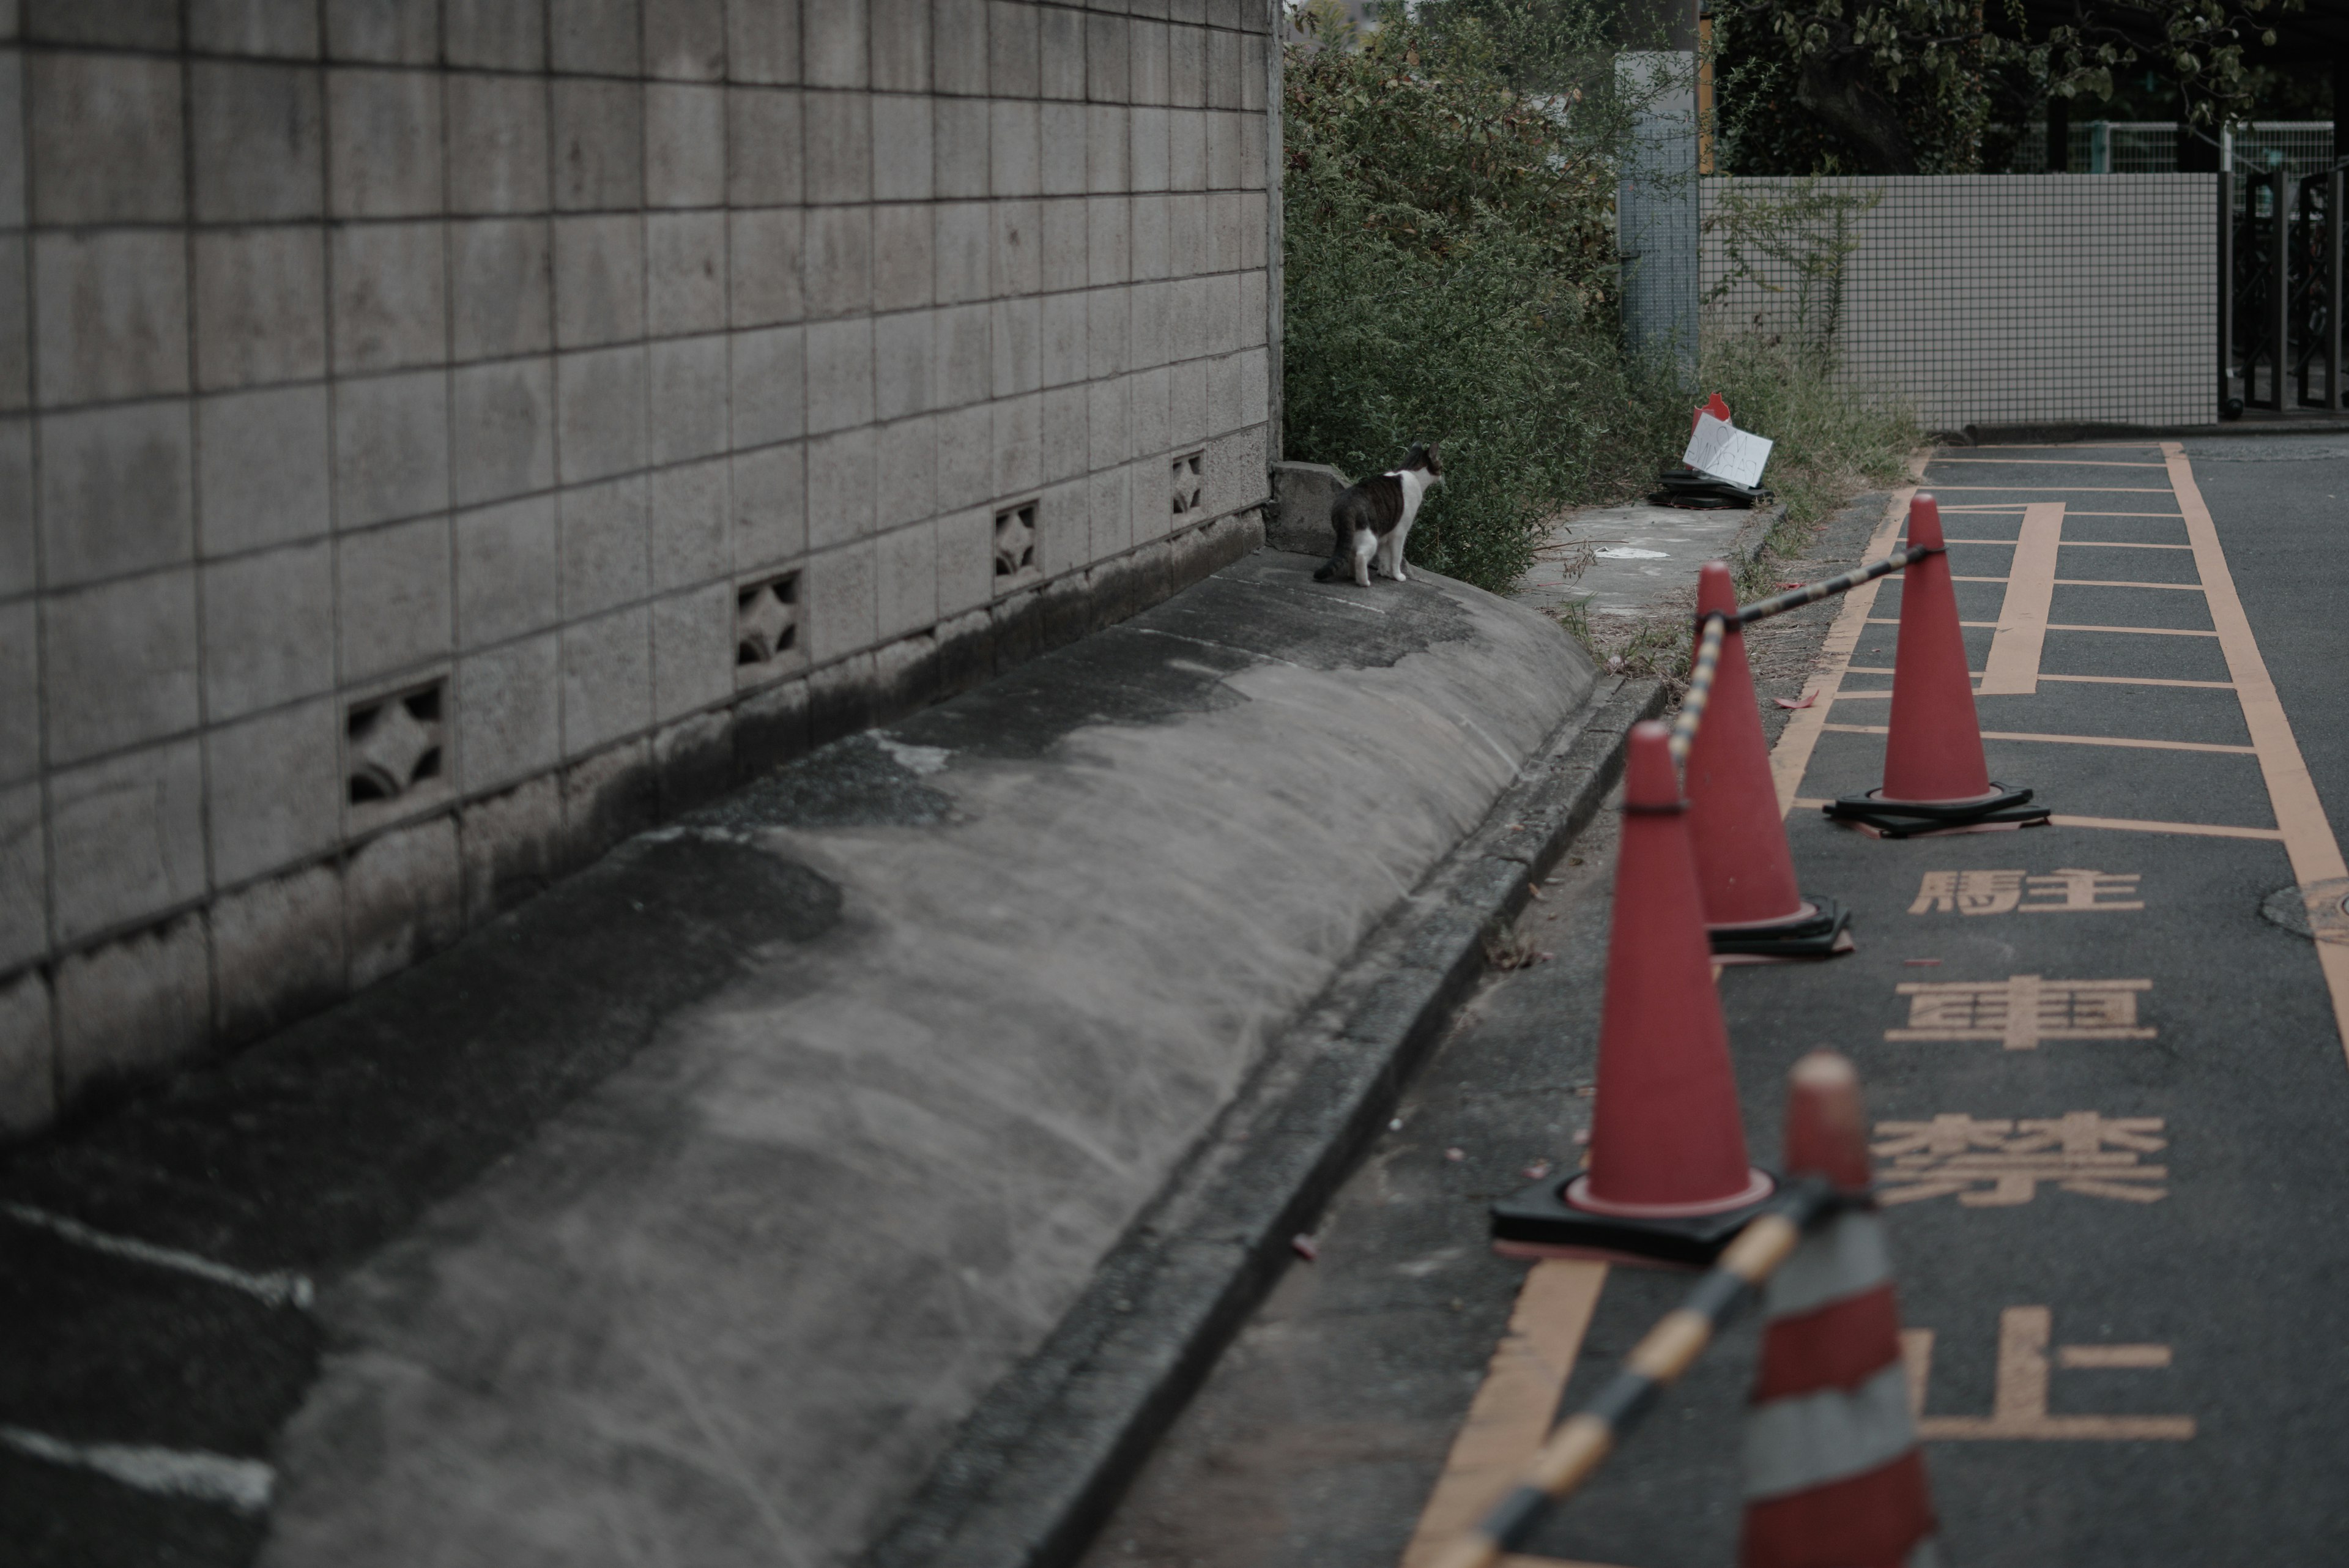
[1281,10,1660,592]
[1280,6,1920,595]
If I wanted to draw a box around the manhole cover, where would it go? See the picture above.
[2260,879,2349,944]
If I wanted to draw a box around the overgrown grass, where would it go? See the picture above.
[1696,331,1920,537]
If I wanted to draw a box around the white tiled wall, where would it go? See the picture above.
[0,0,1281,1137]
[1702,176,2217,429]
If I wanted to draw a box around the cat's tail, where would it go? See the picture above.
[1313,557,1340,582]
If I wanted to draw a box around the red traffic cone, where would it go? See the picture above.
[1825,494,2048,836]
[1741,1052,1939,1568]
[1492,723,1775,1268]
[1686,563,1852,961]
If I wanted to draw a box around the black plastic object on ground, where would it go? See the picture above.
[1647,467,1774,509]
[1823,785,2050,838]
[1710,893,1855,959]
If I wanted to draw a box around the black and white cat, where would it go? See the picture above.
[1313,443,1444,587]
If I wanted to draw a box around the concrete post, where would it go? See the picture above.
[1617,50,1700,388]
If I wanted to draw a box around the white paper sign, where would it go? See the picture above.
[1682,412,1773,489]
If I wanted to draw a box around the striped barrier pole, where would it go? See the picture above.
[1438,1176,1838,1568]
[1741,1053,1939,1568]
[1732,544,1937,629]
[1666,612,1726,768]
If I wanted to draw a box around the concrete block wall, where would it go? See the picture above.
[0,0,1282,1139]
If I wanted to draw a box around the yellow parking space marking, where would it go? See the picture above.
[2054,579,2204,591]
[1977,502,2063,695]
[2164,444,2349,1059]
[2044,623,2218,637]
[1903,1309,2194,1440]
[1942,538,2194,548]
[2060,1343,2173,1369]
[1401,1261,1609,1568]
[1820,724,2253,756]
[1930,486,2175,493]
[1770,475,1922,814]
[1864,618,2002,628]
[2052,515,2191,522]
[1929,458,2167,467]
[2037,674,2235,689]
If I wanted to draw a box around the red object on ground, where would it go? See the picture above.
[1690,392,1733,433]
[1686,563,1809,929]
[1740,1053,1939,1568]
[1882,494,1995,804]
[1569,724,1772,1216]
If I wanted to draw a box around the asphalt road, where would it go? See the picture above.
[1085,438,2349,1568]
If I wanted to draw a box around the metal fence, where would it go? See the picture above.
[1699,175,2217,429]
[2006,121,2335,178]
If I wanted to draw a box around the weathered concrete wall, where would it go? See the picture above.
[0,0,1281,1137]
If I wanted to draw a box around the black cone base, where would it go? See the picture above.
[1824,784,2050,839]
[1490,1170,1780,1270]
[1708,894,1853,960]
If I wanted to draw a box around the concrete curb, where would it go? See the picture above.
[867,674,1669,1568]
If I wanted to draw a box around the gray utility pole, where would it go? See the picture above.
[1617,0,1702,387]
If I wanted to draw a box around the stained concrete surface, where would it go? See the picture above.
[0,550,1595,1568]
[1512,502,1780,623]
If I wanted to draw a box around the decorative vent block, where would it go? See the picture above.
[1171,451,1204,517]
[736,571,800,674]
[993,501,1038,582]
[347,680,445,806]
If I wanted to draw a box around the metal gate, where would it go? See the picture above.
[2224,167,2348,412]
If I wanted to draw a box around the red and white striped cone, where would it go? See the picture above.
[1740,1053,1939,1568]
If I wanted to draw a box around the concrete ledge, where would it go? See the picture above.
[866,675,1666,1568]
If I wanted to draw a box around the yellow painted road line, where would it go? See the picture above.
[1943,539,2195,549]
[1401,1261,1609,1568]
[1789,800,2282,840]
[1819,724,2255,756]
[1865,619,2002,628]
[1929,486,2175,493]
[2044,624,2219,638]
[2041,815,2282,841]
[2038,673,2236,691]
[2163,442,2349,1060]
[2054,513,2191,521]
[1845,665,1971,677]
[1928,458,2168,468]
[1771,478,1919,815]
[1978,502,2063,696]
[1833,675,2241,696]
[2052,580,2206,592]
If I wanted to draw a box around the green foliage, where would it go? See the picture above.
[1713,0,2304,177]
[1281,6,1658,591]
[2046,0,2306,130]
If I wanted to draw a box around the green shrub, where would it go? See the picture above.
[1281,12,1658,591]
[1280,7,1920,594]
